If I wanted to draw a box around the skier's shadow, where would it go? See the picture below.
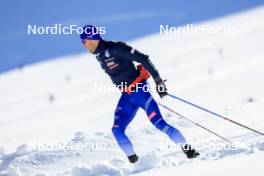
[0,148,34,173]
[0,152,23,172]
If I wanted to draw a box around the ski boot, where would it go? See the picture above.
[128,154,139,163]
[182,144,200,159]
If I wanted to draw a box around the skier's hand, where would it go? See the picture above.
[155,78,168,98]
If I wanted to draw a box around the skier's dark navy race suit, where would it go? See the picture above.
[94,40,187,157]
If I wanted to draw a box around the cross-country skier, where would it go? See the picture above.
[80,25,199,163]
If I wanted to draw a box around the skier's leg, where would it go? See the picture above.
[134,89,186,145]
[130,82,199,158]
[112,94,139,157]
[143,94,200,158]
[146,97,187,144]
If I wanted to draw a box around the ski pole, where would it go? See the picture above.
[167,93,264,136]
[158,102,232,143]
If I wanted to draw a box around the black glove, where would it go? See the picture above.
[155,78,168,98]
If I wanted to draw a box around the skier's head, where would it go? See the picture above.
[80,25,101,53]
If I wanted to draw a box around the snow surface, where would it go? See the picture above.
[0,6,264,176]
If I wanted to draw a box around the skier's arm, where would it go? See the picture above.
[114,42,162,83]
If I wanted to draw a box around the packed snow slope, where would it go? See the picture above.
[0,6,264,176]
